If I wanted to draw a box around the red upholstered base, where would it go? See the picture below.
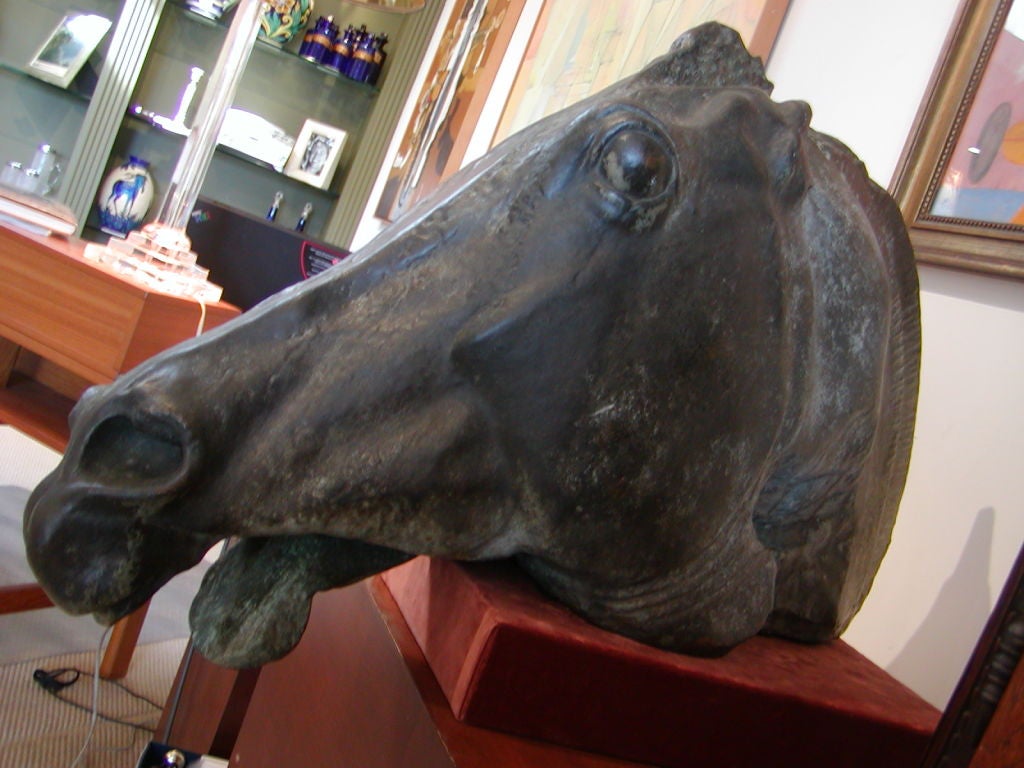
[382,557,940,768]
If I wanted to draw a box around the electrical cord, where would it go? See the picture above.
[33,667,163,733]
[194,297,208,336]
[33,667,165,710]
[33,671,161,737]
[29,627,163,768]
[68,626,108,768]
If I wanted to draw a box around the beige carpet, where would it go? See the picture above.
[0,638,187,768]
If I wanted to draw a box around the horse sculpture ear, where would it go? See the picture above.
[641,22,773,92]
[765,101,812,203]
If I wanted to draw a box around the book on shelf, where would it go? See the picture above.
[0,184,78,237]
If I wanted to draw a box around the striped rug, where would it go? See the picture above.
[0,638,186,768]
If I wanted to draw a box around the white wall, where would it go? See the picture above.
[769,0,1024,709]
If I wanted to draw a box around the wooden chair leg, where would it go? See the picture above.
[0,583,53,613]
[0,584,148,678]
[100,601,150,679]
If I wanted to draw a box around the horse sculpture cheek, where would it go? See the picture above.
[23,23,920,668]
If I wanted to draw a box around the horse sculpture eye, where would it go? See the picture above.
[599,129,674,200]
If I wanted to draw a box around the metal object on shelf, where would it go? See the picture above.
[217,109,295,171]
[86,0,264,301]
[185,0,240,20]
[295,201,312,231]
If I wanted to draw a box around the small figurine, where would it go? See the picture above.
[173,67,205,127]
[266,190,284,222]
[295,202,313,232]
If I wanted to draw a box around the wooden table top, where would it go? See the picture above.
[0,222,240,386]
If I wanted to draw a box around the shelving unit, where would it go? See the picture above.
[0,0,120,189]
[84,1,384,239]
[1,0,445,250]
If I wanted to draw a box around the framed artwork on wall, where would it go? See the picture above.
[374,0,790,225]
[374,0,530,222]
[492,0,791,145]
[892,0,1024,279]
[921,542,1024,766]
[27,13,112,89]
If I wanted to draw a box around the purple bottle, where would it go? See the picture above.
[328,25,359,76]
[347,28,375,83]
[366,33,388,85]
[299,16,336,64]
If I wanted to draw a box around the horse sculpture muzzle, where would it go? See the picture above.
[25,23,920,667]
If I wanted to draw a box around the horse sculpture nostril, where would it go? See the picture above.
[79,413,188,488]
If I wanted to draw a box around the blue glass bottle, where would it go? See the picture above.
[347,29,376,83]
[328,25,357,75]
[299,16,337,64]
[363,33,388,86]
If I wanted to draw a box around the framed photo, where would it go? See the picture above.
[284,119,347,189]
[891,0,1024,279]
[27,13,112,89]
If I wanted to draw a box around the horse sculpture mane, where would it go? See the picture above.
[25,24,920,667]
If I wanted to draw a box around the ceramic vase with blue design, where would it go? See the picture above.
[259,0,314,47]
[97,156,154,236]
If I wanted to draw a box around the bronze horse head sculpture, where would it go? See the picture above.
[25,24,920,667]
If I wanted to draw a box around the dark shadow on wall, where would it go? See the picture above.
[887,507,995,708]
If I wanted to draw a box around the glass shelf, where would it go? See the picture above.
[123,108,341,197]
[0,60,97,102]
[171,0,380,96]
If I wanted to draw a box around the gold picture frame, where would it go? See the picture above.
[891,0,1024,279]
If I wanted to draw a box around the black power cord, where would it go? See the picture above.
[33,667,80,692]
[32,666,163,733]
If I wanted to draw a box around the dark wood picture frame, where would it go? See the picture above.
[891,0,1024,279]
[922,543,1024,767]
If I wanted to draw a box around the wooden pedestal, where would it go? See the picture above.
[383,558,940,768]
[162,579,656,767]
[158,561,1024,768]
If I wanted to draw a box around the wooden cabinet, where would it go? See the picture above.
[0,222,240,447]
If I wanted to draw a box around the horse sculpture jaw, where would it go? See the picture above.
[24,24,920,668]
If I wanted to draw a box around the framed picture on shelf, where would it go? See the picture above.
[27,13,112,89]
[284,119,347,189]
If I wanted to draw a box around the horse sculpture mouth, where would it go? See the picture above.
[22,404,218,621]
[23,480,213,625]
[189,535,411,667]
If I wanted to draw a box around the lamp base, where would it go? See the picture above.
[84,222,223,302]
